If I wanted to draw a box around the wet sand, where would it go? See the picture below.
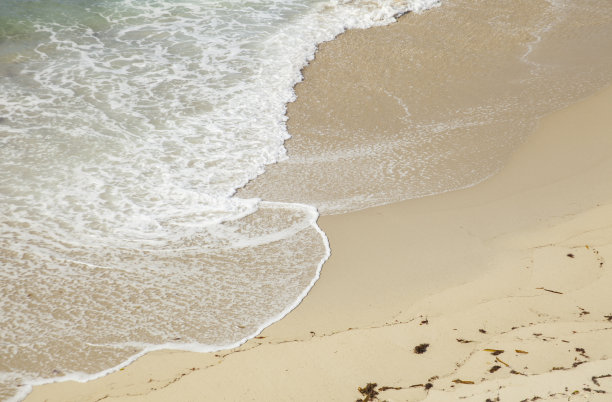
[24,0,612,400]
[239,0,612,214]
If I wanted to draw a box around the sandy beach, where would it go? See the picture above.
[24,0,612,401]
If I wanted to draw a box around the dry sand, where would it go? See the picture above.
[24,0,612,401]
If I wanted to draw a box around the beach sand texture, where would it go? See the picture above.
[240,0,612,215]
[25,0,612,400]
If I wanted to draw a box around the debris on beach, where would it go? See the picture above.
[379,385,402,391]
[355,383,412,401]
[575,347,589,359]
[495,357,510,367]
[414,343,429,354]
[408,383,433,390]
[591,374,611,386]
[452,379,475,385]
[356,382,378,402]
[536,287,564,294]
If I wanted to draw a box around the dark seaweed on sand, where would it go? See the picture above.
[414,343,429,354]
[356,382,378,402]
[489,365,501,373]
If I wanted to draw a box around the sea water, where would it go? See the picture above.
[0,0,439,399]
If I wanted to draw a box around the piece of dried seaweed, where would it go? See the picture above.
[357,382,378,402]
[452,379,474,385]
[496,357,510,367]
[536,287,563,295]
[489,365,502,373]
[575,347,589,358]
[414,343,429,354]
[379,386,402,391]
[592,374,611,386]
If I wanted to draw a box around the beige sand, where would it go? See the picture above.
[24,1,612,400]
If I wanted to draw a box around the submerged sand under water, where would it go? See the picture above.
[0,202,327,400]
[240,0,612,214]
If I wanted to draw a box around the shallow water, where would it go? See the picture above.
[239,0,612,214]
[0,0,440,399]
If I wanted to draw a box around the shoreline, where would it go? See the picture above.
[25,83,612,402]
[237,0,612,215]
[21,1,612,400]
[23,1,612,400]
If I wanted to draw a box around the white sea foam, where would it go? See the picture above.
[0,0,440,399]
